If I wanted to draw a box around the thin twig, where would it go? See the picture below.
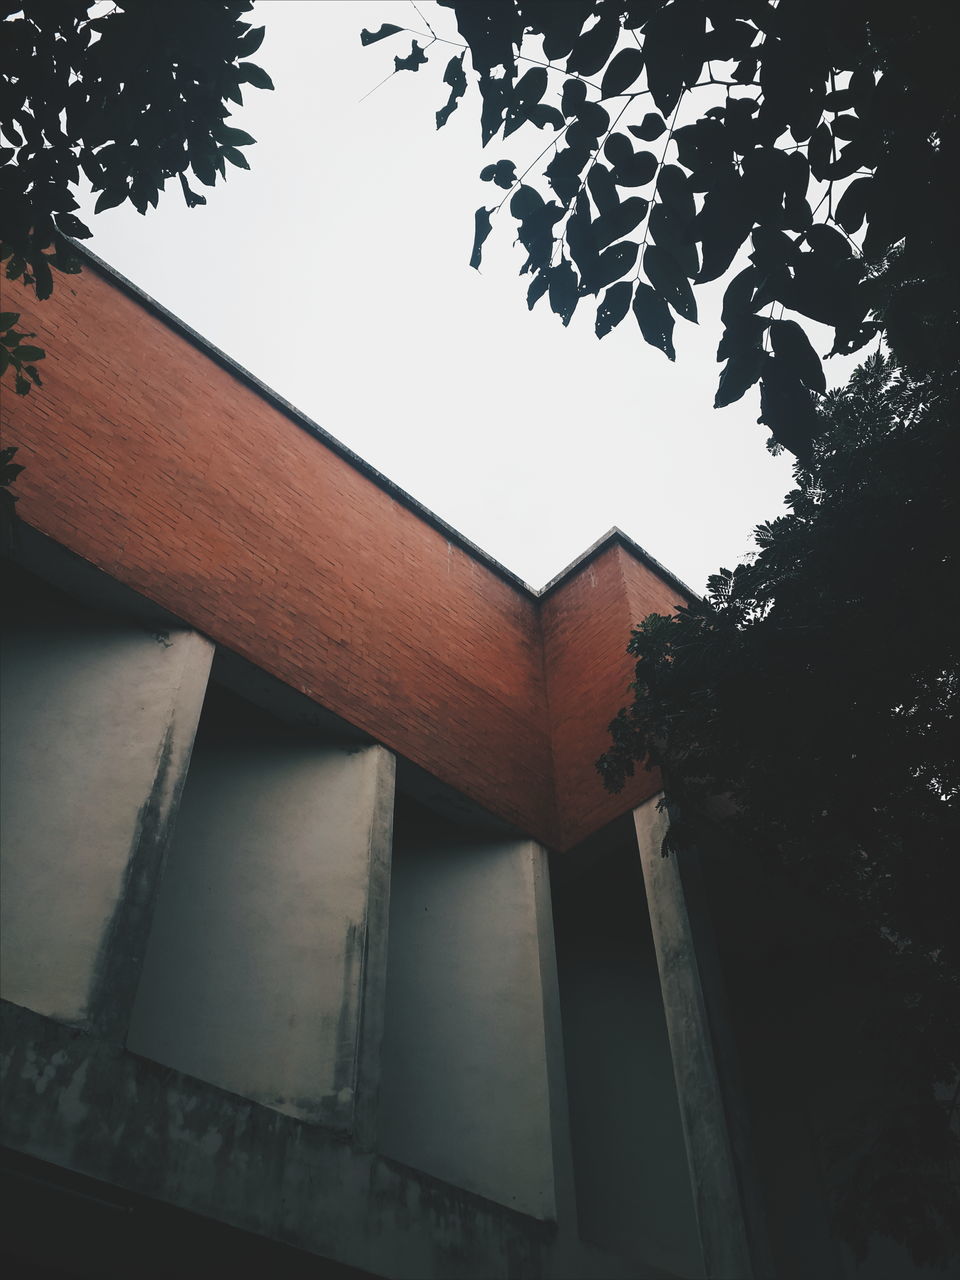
[409,1,436,39]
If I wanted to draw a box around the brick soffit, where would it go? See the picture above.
[69,242,699,609]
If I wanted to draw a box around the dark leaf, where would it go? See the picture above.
[594,196,648,250]
[527,269,550,310]
[235,25,266,57]
[587,163,620,215]
[566,7,621,78]
[395,41,428,73]
[596,280,633,338]
[0,313,18,329]
[805,224,852,261]
[823,88,855,111]
[657,164,695,227]
[807,122,834,182]
[601,133,630,168]
[510,184,544,219]
[733,53,758,84]
[528,103,566,131]
[53,212,91,239]
[600,48,645,98]
[549,257,580,325]
[613,149,658,188]
[695,177,752,283]
[514,67,548,106]
[644,244,697,321]
[470,206,494,270]
[594,241,639,292]
[479,73,509,145]
[720,266,758,327]
[567,192,599,282]
[15,345,44,361]
[32,258,53,301]
[481,159,517,189]
[237,62,274,90]
[633,281,676,359]
[629,113,667,142]
[94,185,128,213]
[769,318,826,393]
[829,139,868,181]
[179,173,207,208]
[834,176,872,235]
[513,194,562,274]
[575,100,611,136]
[221,146,249,169]
[757,355,818,459]
[360,23,403,45]
[643,0,706,117]
[832,114,860,142]
[541,1,593,60]
[702,19,755,62]
[545,142,592,204]
[561,78,588,118]
[437,54,467,129]
[673,117,734,189]
[715,345,764,407]
[749,226,800,274]
[219,126,256,147]
[649,204,698,278]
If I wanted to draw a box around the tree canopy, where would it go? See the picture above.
[365,1,960,1265]
[364,0,957,457]
[0,0,272,395]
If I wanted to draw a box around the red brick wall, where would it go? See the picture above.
[3,266,685,849]
[539,543,684,850]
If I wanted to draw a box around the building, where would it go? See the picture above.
[0,253,937,1279]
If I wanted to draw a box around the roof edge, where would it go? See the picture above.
[68,241,535,596]
[64,243,695,607]
[536,527,699,604]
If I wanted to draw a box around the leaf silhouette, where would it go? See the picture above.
[470,207,494,270]
[633,283,676,360]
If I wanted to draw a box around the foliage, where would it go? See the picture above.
[0,444,24,555]
[364,0,958,458]
[0,0,272,393]
[598,353,960,1264]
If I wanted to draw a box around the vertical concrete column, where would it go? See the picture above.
[633,794,754,1279]
[126,730,396,1135]
[0,612,213,1040]
[378,808,558,1220]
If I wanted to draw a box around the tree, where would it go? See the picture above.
[365,1,960,1265]
[0,0,273,396]
[364,0,957,457]
[599,354,959,1263]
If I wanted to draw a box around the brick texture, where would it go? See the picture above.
[2,266,687,850]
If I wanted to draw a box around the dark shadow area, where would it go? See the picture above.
[550,817,703,1278]
[0,1147,377,1279]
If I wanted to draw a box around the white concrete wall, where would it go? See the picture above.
[378,804,557,1220]
[127,691,395,1131]
[0,603,212,1029]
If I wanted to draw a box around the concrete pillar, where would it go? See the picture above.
[0,608,213,1039]
[126,701,396,1135]
[633,794,754,1279]
[377,803,558,1221]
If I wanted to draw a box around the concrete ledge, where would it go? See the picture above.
[0,1001,555,1280]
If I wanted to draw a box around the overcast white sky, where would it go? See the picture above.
[74,0,847,592]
